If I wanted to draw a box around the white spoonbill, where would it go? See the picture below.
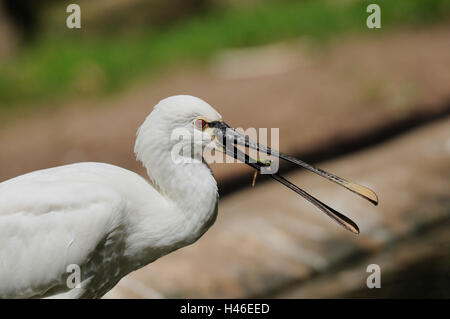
[0,95,377,298]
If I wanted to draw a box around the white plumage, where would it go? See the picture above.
[0,95,221,298]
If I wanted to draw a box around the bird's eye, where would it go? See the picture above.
[194,119,207,130]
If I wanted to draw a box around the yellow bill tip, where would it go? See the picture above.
[348,224,360,235]
[344,181,379,206]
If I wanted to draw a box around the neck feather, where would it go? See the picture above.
[134,123,218,219]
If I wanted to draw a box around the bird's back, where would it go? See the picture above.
[0,162,165,298]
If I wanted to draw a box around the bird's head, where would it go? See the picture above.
[136,95,379,234]
[135,95,222,161]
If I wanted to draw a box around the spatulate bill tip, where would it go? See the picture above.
[344,181,378,206]
[341,219,360,234]
[349,225,360,235]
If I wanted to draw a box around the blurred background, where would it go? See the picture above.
[1,0,450,298]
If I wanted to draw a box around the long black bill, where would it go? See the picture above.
[210,121,379,234]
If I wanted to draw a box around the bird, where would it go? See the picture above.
[0,95,378,299]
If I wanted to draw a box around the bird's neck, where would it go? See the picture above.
[134,131,219,248]
[149,156,218,217]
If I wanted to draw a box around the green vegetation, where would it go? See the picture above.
[0,0,449,107]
